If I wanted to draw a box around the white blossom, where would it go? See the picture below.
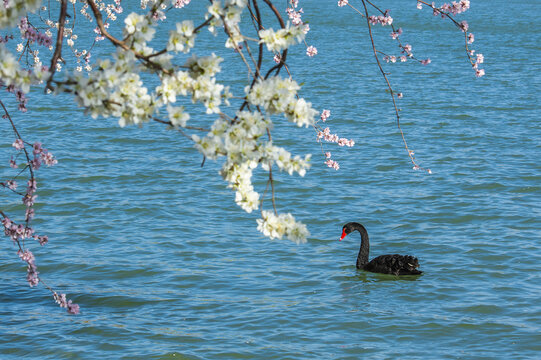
[258,23,306,52]
[257,211,309,243]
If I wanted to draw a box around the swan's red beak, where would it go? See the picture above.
[339,229,347,241]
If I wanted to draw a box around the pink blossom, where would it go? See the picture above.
[27,179,37,192]
[421,58,431,65]
[325,152,331,158]
[286,7,303,26]
[173,0,191,8]
[42,152,58,166]
[9,157,17,169]
[390,28,403,40]
[25,207,35,221]
[338,0,348,7]
[37,235,48,246]
[30,157,41,170]
[325,159,340,170]
[32,142,42,154]
[6,180,17,190]
[417,2,422,9]
[397,93,403,99]
[400,56,407,62]
[23,194,37,207]
[1,217,12,229]
[476,53,484,64]
[54,293,68,307]
[337,138,355,147]
[467,33,474,44]
[21,26,52,47]
[67,300,80,315]
[320,109,331,122]
[475,68,485,77]
[306,45,317,57]
[460,21,469,32]
[18,250,39,287]
[24,226,34,239]
[12,139,24,150]
[54,293,80,315]
[403,44,412,54]
[317,127,339,143]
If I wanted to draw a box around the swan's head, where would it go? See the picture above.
[340,222,359,241]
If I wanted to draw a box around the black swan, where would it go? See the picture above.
[340,222,422,275]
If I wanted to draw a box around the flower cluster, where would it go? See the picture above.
[69,50,155,127]
[246,76,318,128]
[156,53,228,116]
[286,0,316,57]
[9,139,56,220]
[167,20,195,53]
[17,249,39,287]
[5,84,28,112]
[435,0,470,16]
[390,27,403,40]
[368,13,394,26]
[262,144,312,177]
[317,127,355,147]
[221,160,260,212]
[383,55,407,63]
[193,109,310,214]
[3,217,30,243]
[172,0,192,8]
[193,112,264,212]
[123,12,156,52]
[314,110,355,170]
[320,109,331,122]
[473,52,484,77]
[324,152,340,170]
[53,292,80,315]
[205,0,247,49]
[18,17,53,47]
[31,141,58,169]
[259,23,306,52]
[306,45,317,57]
[286,3,303,26]
[256,210,309,244]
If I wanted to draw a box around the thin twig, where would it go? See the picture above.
[360,0,425,170]
[46,0,68,91]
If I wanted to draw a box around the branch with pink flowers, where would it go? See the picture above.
[1,99,79,315]
[335,0,484,172]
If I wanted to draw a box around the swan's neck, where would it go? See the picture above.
[356,225,370,268]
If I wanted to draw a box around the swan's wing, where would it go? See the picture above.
[365,254,421,275]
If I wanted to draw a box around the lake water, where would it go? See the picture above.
[1,1,540,358]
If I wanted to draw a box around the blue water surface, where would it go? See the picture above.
[1,1,540,359]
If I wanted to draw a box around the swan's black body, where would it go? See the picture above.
[340,222,422,276]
